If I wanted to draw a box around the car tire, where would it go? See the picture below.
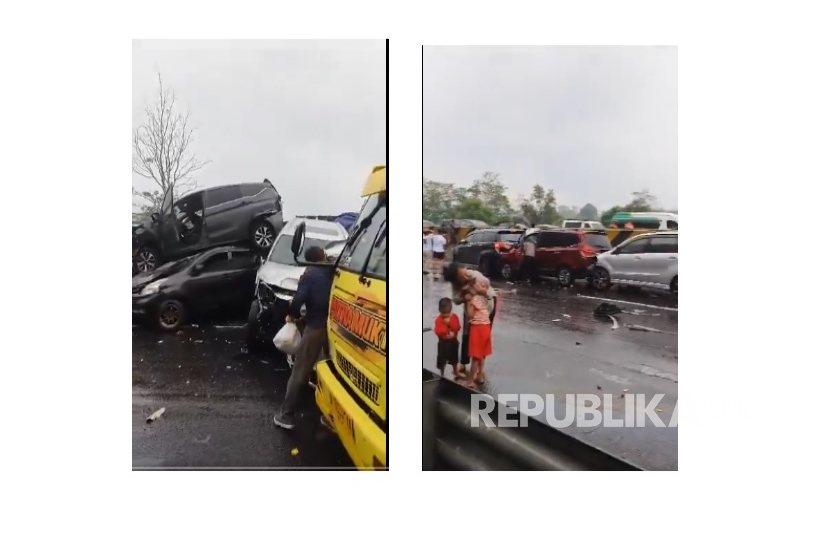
[251,219,276,251]
[592,267,612,291]
[135,245,160,274]
[157,299,187,332]
[479,255,497,277]
[556,267,575,287]
[500,262,515,280]
[246,301,265,351]
[670,276,678,296]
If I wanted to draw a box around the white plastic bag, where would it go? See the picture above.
[273,322,301,355]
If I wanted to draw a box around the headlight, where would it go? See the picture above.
[280,277,299,291]
[141,279,165,295]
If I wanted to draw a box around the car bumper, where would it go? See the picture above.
[132,293,163,318]
[263,211,285,232]
[315,359,386,470]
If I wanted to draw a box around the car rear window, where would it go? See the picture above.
[584,233,612,249]
[498,232,522,242]
[539,231,578,248]
[563,221,581,228]
[240,183,271,198]
[205,186,240,207]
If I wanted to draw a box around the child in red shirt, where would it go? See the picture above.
[434,297,461,378]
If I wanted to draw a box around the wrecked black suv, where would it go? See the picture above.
[133,179,284,274]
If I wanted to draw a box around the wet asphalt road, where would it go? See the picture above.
[132,311,352,469]
[423,276,678,471]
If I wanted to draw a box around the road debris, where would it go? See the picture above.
[596,385,601,390]
[194,340,204,343]
[627,324,663,333]
[157,340,163,344]
[291,448,299,456]
[609,316,619,330]
[552,319,561,322]
[576,341,582,346]
[194,435,211,444]
[146,407,166,423]
[563,314,572,319]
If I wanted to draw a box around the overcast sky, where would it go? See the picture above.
[423,46,677,211]
[133,40,385,217]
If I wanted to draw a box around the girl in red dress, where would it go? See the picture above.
[466,276,493,386]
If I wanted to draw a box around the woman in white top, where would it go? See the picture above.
[423,230,433,275]
[430,230,447,278]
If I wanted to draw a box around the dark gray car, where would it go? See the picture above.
[133,179,284,274]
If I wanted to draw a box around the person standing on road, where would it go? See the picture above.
[423,229,433,276]
[431,229,447,278]
[443,262,499,380]
[519,234,538,284]
[273,246,333,430]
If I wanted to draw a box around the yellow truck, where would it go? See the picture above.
[290,166,387,469]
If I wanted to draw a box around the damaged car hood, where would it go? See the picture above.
[132,256,194,288]
[256,261,305,291]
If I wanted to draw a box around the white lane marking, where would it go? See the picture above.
[576,294,678,312]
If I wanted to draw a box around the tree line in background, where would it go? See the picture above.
[423,172,676,227]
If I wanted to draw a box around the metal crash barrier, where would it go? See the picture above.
[423,369,640,471]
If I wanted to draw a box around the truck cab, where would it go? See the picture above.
[290,166,387,469]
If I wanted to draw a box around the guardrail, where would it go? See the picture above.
[423,369,640,471]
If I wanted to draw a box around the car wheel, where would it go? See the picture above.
[479,255,498,277]
[251,220,276,251]
[593,267,611,291]
[670,276,678,295]
[135,245,160,274]
[501,262,514,280]
[157,300,186,332]
[246,301,265,351]
[556,267,575,287]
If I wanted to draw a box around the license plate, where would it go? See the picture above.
[330,393,355,440]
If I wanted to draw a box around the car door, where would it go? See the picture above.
[639,235,678,286]
[204,186,245,244]
[534,232,558,273]
[607,236,650,283]
[455,231,480,264]
[225,249,261,307]
[173,192,208,256]
[468,231,495,265]
[184,250,239,313]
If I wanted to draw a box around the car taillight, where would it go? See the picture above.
[581,245,597,258]
[494,242,508,251]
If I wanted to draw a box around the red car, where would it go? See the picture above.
[498,228,613,286]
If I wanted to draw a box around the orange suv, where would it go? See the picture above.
[499,228,612,286]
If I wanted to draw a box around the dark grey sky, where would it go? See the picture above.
[423,46,677,211]
[133,40,385,217]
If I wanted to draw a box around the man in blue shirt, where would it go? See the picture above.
[273,246,334,429]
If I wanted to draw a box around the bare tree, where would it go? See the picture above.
[132,73,209,212]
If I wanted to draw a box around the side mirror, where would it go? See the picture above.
[291,221,307,257]
[459,239,468,245]
[151,212,160,223]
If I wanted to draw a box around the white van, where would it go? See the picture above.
[610,212,678,231]
[562,220,605,230]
